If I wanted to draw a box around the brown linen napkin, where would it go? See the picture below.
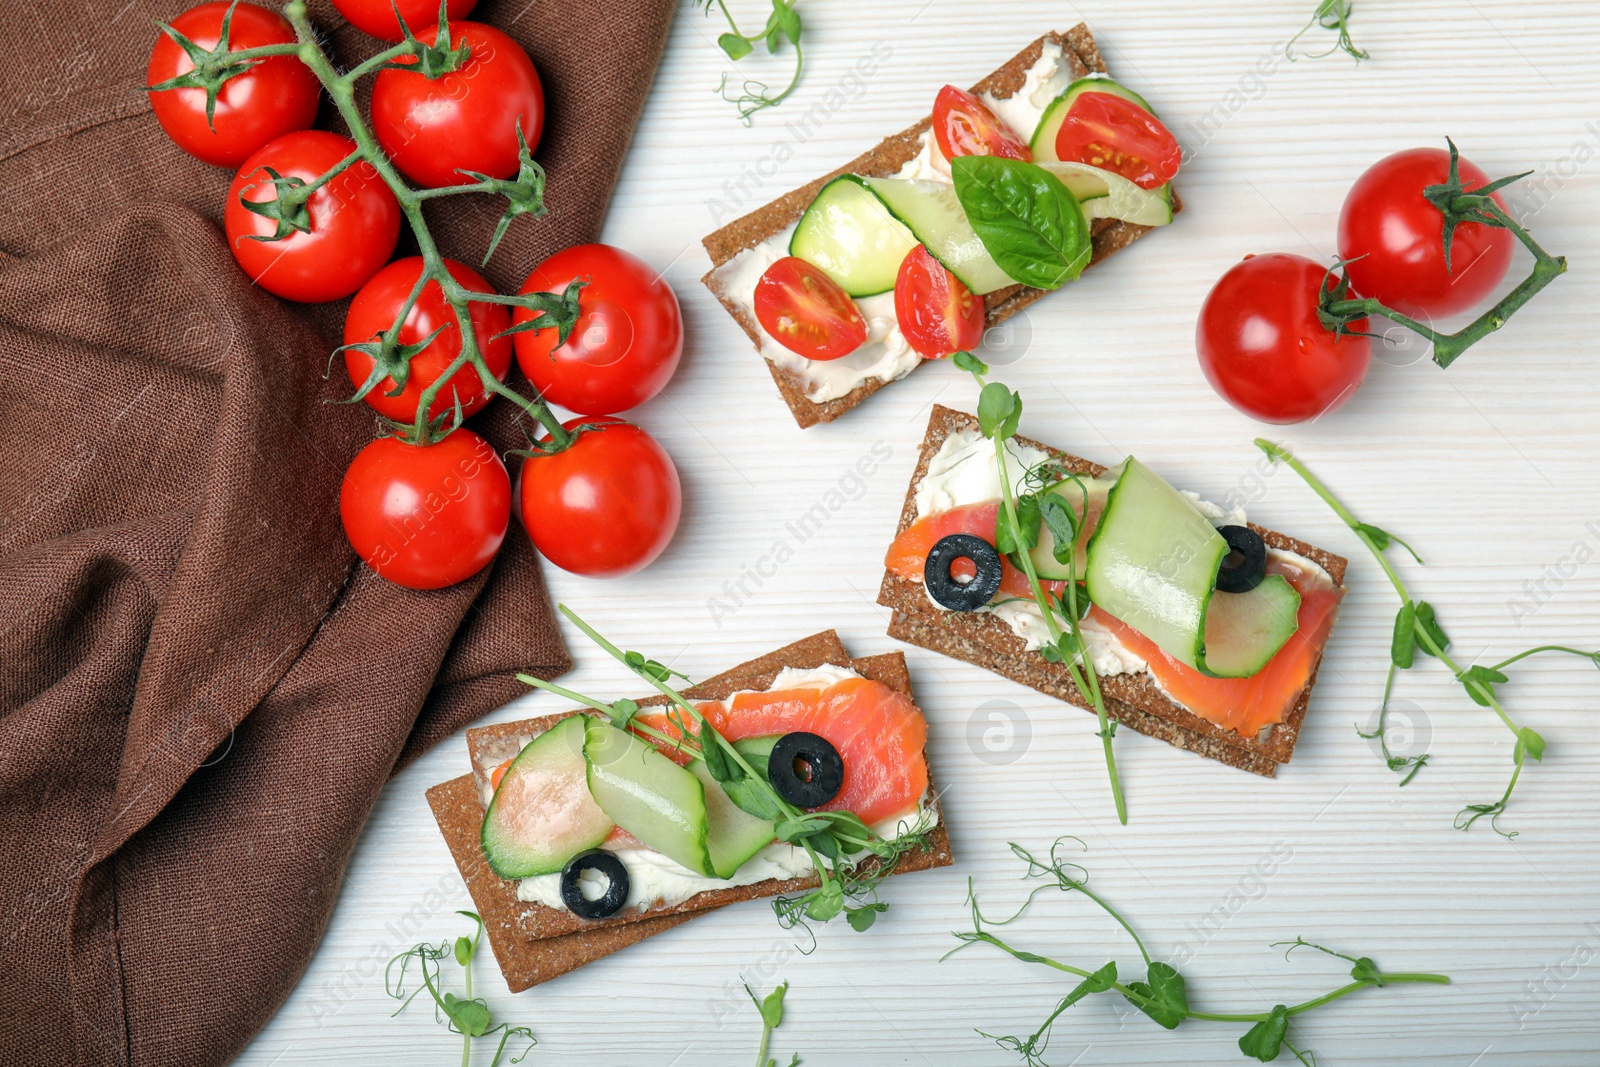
[0,2,674,1064]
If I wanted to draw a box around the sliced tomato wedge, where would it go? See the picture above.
[894,246,985,359]
[753,256,868,361]
[1055,91,1180,190]
[933,84,1031,162]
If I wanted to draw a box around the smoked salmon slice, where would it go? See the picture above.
[1091,554,1344,737]
[884,502,1064,601]
[637,676,929,828]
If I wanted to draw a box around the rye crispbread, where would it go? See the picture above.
[876,407,1349,778]
[701,24,1181,428]
[428,632,953,991]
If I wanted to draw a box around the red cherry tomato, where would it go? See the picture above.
[1196,253,1371,424]
[146,1,320,168]
[224,130,401,303]
[341,429,511,589]
[331,0,476,41]
[370,22,544,189]
[932,85,1031,162]
[753,257,868,361]
[510,244,682,415]
[1054,91,1180,190]
[343,257,512,423]
[520,418,680,578]
[894,246,984,359]
[1337,147,1514,318]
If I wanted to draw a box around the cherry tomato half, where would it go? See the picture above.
[511,244,682,415]
[520,418,681,578]
[1055,91,1180,190]
[147,1,320,168]
[341,429,511,589]
[1196,253,1371,424]
[1337,147,1514,318]
[894,246,984,359]
[224,130,402,303]
[753,257,867,362]
[343,257,512,423]
[331,0,476,42]
[371,21,544,189]
[932,85,1031,162]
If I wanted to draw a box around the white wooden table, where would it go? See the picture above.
[238,1,1600,1063]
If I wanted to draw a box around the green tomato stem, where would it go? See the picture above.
[277,0,569,449]
[1322,198,1566,369]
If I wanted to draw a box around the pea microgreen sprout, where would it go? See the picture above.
[516,604,934,937]
[951,352,1127,824]
[1287,0,1367,63]
[386,910,535,1067]
[151,0,587,450]
[1258,439,1600,837]
[695,0,805,123]
[747,980,802,1067]
[1317,140,1567,369]
[947,840,1449,1067]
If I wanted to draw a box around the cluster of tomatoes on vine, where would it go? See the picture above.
[1195,141,1564,424]
[147,0,685,589]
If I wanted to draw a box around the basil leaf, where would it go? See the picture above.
[951,156,1090,291]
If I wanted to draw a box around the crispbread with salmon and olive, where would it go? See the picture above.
[877,406,1349,778]
[700,24,1183,428]
[428,631,952,992]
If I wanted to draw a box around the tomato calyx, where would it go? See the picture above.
[496,277,587,348]
[376,10,473,78]
[333,323,451,405]
[1420,138,1533,276]
[1314,139,1566,370]
[507,418,611,458]
[147,1,302,130]
[452,123,549,264]
[236,165,316,239]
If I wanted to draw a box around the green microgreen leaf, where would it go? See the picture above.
[952,350,989,375]
[1125,962,1189,1030]
[977,381,1022,441]
[701,719,740,782]
[847,902,887,932]
[386,911,535,1063]
[1355,521,1424,564]
[1515,726,1546,763]
[1390,602,1417,669]
[718,31,753,59]
[1413,600,1450,655]
[1237,1004,1289,1061]
[996,491,1041,555]
[1286,0,1367,62]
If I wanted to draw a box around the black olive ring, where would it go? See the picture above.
[768,731,845,808]
[924,533,1004,611]
[1214,524,1268,594]
[560,849,630,920]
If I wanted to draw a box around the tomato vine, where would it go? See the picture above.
[159,0,581,447]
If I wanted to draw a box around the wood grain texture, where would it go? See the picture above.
[238,2,1600,1065]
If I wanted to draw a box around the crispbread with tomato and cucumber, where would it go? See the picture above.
[701,24,1182,428]
[427,627,952,991]
[879,399,1348,803]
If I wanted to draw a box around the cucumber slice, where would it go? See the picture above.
[582,718,712,876]
[480,715,614,879]
[1030,77,1159,163]
[860,176,1021,295]
[1202,573,1302,678]
[1029,472,1117,581]
[1038,162,1173,227]
[1085,459,1298,677]
[789,175,918,297]
[689,761,778,879]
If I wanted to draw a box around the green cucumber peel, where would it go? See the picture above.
[386,911,535,1067]
[521,608,936,941]
[952,356,1127,824]
[1259,438,1600,837]
[951,156,1091,290]
[947,840,1448,1067]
